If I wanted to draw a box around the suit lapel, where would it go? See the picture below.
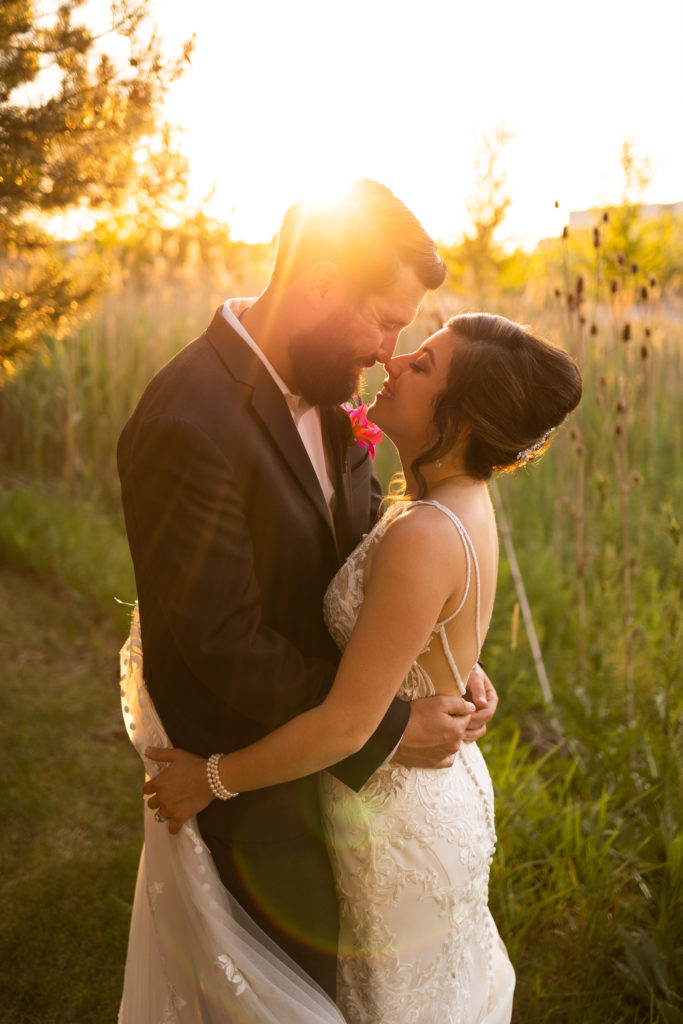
[205,309,335,535]
[322,405,355,560]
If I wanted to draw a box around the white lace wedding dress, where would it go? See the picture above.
[118,499,514,1023]
[118,607,346,1024]
[320,499,515,1024]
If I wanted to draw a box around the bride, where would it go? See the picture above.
[121,312,582,1023]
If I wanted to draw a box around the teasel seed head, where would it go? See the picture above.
[631,471,643,487]
[599,374,608,388]
[649,276,656,288]
[562,225,569,239]
[593,227,601,248]
[617,252,625,268]
[602,210,610,223]
[640,344,648,361]
[644,326,651,338]
[615,423,624,437]
[621,323,632,342]
[615,399,627,414]
[641,286,648,301]
[594,392,603,406]
[631,261,639,274]
[554,287,562,300]
[590,322,598,336]
[570,427,579,441]
[579,314,587,326]
[567,293,575,311]
[576,274,584,295]
[554,199,560,209]
[610,279,618,294]
[574,442,585,457]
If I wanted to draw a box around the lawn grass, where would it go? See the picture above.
[0,566,142,1024]
[0,481,136,635]
[0,447,679,1023]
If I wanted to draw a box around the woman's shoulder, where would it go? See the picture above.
[377,493,496,565]
[374,500,466,569]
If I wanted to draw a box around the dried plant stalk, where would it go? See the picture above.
[491,478,554,706]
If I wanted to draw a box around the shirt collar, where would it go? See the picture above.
[220,299,310,417]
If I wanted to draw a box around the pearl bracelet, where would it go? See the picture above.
[206,753,239,801]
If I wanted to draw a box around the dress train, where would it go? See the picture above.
[118,606,345,1024]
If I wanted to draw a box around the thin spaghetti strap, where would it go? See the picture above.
[412,499,483,660]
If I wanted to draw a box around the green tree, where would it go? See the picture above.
[441,123,515,304]
[601,137,652,277]
[0,0,192,374]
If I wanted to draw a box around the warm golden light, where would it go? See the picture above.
[148,0,681,248]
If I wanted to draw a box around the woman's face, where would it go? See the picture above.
[368,327,456,453]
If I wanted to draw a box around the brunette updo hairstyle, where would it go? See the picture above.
[412,314,582,493]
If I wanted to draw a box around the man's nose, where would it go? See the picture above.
[376,330,400,364]
[384,354,402,378]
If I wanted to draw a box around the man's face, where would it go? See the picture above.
[288,264,427,406]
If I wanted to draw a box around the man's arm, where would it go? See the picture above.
[393,664,498,769]
[143,502,482,828]
[120,413,409,760]
[121,414,333,728]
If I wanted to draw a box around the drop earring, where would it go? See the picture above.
[435,459,443,469]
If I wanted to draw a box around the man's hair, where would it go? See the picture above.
[270,179,446,295]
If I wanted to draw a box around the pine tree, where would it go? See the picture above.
[0,0,192,373]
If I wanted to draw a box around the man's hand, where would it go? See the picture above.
[462,664,498,743]
[142,747,214,834]
[393,665,499,768]
[393,694,476,768]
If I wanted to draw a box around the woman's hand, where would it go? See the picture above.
[463,664,498,742]
[394,694,476,768]
[142,747,214,834]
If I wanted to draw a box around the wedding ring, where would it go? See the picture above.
[154,809,168,823]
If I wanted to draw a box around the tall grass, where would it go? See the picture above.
[0,240,681,1022]
[0,258,268,509]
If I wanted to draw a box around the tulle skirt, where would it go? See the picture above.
[118,607,345,1024]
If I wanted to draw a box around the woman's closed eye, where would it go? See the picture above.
[409,361,427,373]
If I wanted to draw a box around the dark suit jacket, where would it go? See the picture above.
[117,308,410,849]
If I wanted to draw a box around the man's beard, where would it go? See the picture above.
[288,312,370,407]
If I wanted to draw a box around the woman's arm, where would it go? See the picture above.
[144,507,475,832]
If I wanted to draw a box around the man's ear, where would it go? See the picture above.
[305,260,344,308]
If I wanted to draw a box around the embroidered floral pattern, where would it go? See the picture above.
[216,955,248,995]
[120,603,171,769]
[159,984,188,1024]
[320,505,511,1024]
[147,880,165,911]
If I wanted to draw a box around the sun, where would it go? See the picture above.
[293,175,360,209]
[198,171,368,243]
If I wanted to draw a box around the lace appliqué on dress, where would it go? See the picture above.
[216,955,248,995]
[320,504,514,1024]
[118,605,346,1024]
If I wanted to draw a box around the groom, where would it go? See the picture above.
[118,180,497,996]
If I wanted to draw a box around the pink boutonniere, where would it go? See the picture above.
[340,402,383,460]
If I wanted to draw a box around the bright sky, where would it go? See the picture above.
[124,0,683,247]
